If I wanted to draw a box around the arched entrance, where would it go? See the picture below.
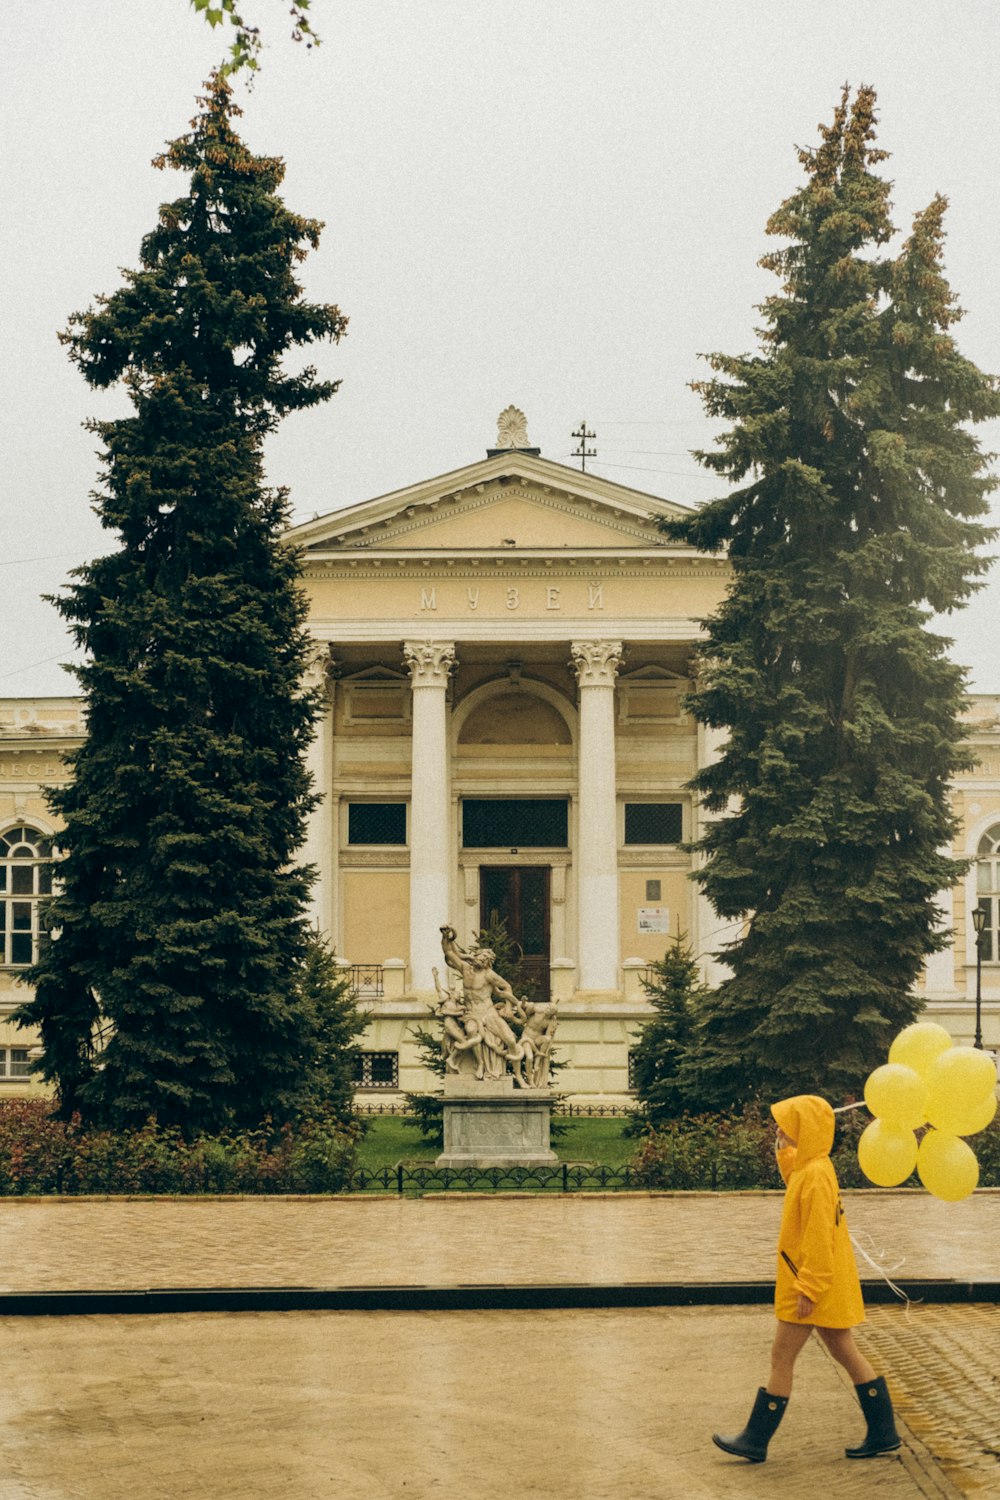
[455,678,575,1004]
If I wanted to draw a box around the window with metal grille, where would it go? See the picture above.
[347,963,384,997]
[1,826,54,967]
[976,825,1000,963]
[624,803,683,846]
[627,1049,640,1091]
[347,803,407,846]
[353,1051,399,1090]
[462,799,568,848]
[0,1047,32,1079]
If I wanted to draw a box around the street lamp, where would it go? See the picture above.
[972,905,987,1051]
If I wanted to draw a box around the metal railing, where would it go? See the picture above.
[347,963,384,997]
[353,1053,399,1091]
[345,1161,638,1194]
[353,1100,635,1118]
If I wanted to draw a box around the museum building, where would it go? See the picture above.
[2,416,999,1098]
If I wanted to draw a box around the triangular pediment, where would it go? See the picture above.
[286,452,696,558]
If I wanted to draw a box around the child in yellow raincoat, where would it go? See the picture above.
[713,1094,901,1464]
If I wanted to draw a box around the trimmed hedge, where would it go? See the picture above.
[627,1105,1000,1191]
[0,1099,359,1195]
[3,1098,997,1195]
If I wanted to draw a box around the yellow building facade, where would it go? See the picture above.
[3,431,999,1099]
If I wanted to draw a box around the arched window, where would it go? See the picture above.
[0,826,53,968]
[976,824,1000,964]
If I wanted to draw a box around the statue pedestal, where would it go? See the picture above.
[436,1075,557,1168]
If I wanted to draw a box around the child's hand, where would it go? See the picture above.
[797,1294,816,1319]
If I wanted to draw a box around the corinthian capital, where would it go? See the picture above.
[570,639,624,687]
[403,640,457,685]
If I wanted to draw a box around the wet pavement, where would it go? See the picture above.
[0,1191,996,1498]
[0,1304,977,1500]
[0,1189,997,1292]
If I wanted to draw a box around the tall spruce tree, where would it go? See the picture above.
[16,77,347,1133]
[667,87,999,1105]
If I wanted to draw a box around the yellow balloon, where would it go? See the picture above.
[925,1046,998,1108]
[858,1119,919,1186]
[863,1063,928,1129]
[917,1130,980,1202]
[888,1022,953,1079]
[927,1086,997,1138]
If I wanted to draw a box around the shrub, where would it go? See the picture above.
[629,1108,776,1190]
[965,1111,1000,1188]
[401,1090,444,1151]
[628,1100,1000,1191]
[0,1099,359,1195]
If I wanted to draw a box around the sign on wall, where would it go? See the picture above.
[637,907,669,935]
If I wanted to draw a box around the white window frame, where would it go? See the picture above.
[0,1047,32,1080]
[975,823,1000,965]
[0,825,55,969]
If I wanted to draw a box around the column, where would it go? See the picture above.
[693,719,742,987]
[404,640,456,993]
[571,639,623,992]
[301,643,335,936]
[923,850,956,997]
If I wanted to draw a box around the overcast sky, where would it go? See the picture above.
[3,1,999,697]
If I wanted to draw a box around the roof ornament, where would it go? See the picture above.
[495,405,531,450]
[488,406,541,459]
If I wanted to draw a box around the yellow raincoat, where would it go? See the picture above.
[771,1094,865,1329]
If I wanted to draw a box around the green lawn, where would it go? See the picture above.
[356,1115,635,1170]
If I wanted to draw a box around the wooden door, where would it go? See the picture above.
[479,865,551,1001]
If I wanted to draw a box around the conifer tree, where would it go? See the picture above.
[667,87,999,1105]
[16,77,347,1133]
[629,931,707,1127]
[296,936,368,1123]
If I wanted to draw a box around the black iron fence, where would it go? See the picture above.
[345,1161,638,1194]
[354,1100,634,1118]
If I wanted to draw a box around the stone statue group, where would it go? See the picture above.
[433,925,560,1090]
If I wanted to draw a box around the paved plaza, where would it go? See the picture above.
[1,1189,997,1293]
[0,1191,996,1499]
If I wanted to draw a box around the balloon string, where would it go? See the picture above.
[850,1229,916,1318]
[833,1101,870,1114]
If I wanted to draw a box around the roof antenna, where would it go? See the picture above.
[571,420,596,472]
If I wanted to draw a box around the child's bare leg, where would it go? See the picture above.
[815,1326,877,1384]
[768,1320,814,1397]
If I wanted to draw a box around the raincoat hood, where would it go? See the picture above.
[771,1095,835,1166]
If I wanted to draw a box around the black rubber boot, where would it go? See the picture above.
[846,1375,901,1458]
[712,1388,789,1463]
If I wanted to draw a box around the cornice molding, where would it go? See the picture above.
[617,849,691,870]
[302,562,727,582]
[0,738,80,754]
[340,851,411,869]
[311,618,708,644]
